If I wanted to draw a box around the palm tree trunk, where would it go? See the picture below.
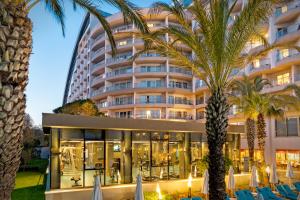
[256,113,266,163]
[246,118,255,168]
[206,88,229,200]
[0,2,32,199]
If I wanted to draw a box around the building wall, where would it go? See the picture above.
[64,2,300,166]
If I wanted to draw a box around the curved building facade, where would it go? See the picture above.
[64,2,300,166]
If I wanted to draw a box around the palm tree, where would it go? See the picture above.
[132,0,286,199]
[0,1,147,199]
[230,76,270,166]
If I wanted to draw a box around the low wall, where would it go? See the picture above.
[45,173,250,200]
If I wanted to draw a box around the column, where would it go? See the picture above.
[123,131,132,183]
[50,128,60,189]
[184,133,192,178]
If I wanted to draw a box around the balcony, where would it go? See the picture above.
[134,66,166,78]
[276,50,300,68]
[135,81,165,89]
[106,53,132,66]
[112,24,133,34]
[135,111,165,119]
[275,1,300,25]
[91,60,105,74]
[106,68,132,79]
[248,59,271,75]
[106,83,132,92]
[168,98,193,105]
[136,53,166,63]
[91,87,105,97]
[91,33,105,48]
[276,24,300,44]
[106,39,133,53]
[168,114,193,120]
[168,82,192,91]
[135,97,166,105]
[91,47,105,61]
[196,112,205,120]
[109,98,133,107]
[169,66,192,76]
[195,80,207,90]
[91,74,105,87]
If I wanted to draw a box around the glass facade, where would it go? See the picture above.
[50,128,240,189]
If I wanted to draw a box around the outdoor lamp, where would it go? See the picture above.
[266,166,270,175]
[188,173,192,198]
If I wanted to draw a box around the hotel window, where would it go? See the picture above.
[118,40,127,46]
[84,130,105,186]
[287,118,299,136]
[115,111,132,118]
[276,118,299,137]
[277,73,290,85]
[151,133,169,180]
[147,23,154,28]
[105,131,124,185]
[196,96,204,105]
[278,49,289,60]
[252,59,260,68]
[169,133,185,179]
[60,129,84,189]
[132,132,150,182]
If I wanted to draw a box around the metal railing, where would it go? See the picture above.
[106,54,132,65]
[135,66,166,73]
[106,68,133,78]
[277,24,300,39]
[91,87,105,97]
[91,60,105,71]
[169,66,192,75]
[135,82,165,88]
[106,83,132,92]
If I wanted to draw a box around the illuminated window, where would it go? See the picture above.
[280,49,289,58]
[281,5,288,13]
[277,73,290,85]
[147,23,154,28]
[118,41,127,46]
[253,59,260,68]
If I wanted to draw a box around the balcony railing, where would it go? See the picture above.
[277,50,300,62]
[277,24,300,39]
[106,68,132,78]
[275,0,300,17]
[135,98,165,104]
[106,54,132,65]
[109,98,133,106]
[168,98,193,105]
[91,60,105,71]
[168,83,192,90]
[106,83,132,92]
[196,112,205,120]
[112,24,133,33]
[91,75,105,85]
[135,66,166,73]
[93,33,105,42]
[249,59,271,73]
[91,87,105,97]
[106,39,133,50]
[135,112,165,119]
[91,47,105,59]
[168,114,193,120]
[135,82,165,88]
[169,66,192,75]
[140,53,163,58]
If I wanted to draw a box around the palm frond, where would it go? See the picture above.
[43,0,66,36]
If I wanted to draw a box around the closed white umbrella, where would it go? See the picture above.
[202,169,209,195]
[249,166,259,188]
[227,166,235,190]
[227,166,235,197]
[135,174,144,200]
[92,175,103,200]
[286,161,294,179]
[286,162,294,187]
[270,164,278,184]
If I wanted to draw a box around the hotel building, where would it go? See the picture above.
[45,0,300,197]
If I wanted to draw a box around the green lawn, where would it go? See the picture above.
[12,171,45,200]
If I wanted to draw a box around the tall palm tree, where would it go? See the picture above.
[0,1,147,199]
[132,0,286,199]
[230,76,270,166]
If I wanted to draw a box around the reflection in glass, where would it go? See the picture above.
[191,133,202,177]
[105,130,123,185]
[60,129,83,189]
[85,141,104,186]
[151,132,169,180]
[132,132,150,182]
[169,133,184,179]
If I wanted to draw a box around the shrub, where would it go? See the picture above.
[53,99,104,116]
[197,155,233,175]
